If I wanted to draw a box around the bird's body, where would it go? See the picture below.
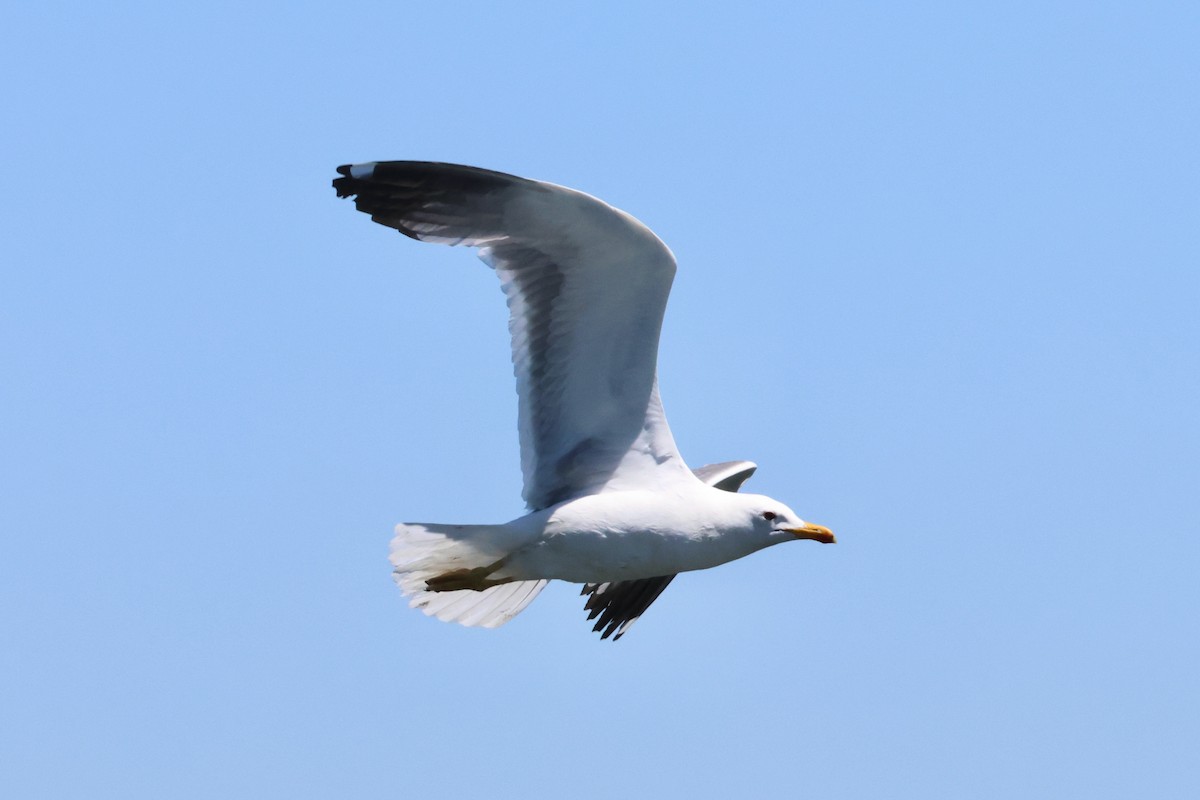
[333,161,834,639]
[508,489,779,583]
[416,487,806,588]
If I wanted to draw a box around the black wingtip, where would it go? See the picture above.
[331,160,527,243]
[332,164,371,198]
[332,164,357,198]
[581,576,676,642]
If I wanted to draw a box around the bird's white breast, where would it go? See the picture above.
[499,488,771,583]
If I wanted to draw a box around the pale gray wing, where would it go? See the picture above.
[334,161,696,510]
[690,460,758,492]
[579,460,759,640]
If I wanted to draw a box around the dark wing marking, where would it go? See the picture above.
[581,577,676,641]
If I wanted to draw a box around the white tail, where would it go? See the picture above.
[406,580,548,628]
[390,522,547,628]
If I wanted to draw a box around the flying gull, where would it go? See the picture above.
[333,161,835,640]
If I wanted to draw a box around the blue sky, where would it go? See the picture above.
[2,2,1197,798]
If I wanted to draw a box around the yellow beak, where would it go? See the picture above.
[785,523,836,544]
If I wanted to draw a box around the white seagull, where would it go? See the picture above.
[334,161,835,640]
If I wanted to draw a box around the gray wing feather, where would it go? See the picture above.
[690,460,758,492]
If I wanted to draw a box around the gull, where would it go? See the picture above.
[333,161,835,640]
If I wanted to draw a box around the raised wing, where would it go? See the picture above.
[579,460,759,640]
[334,161,695,510]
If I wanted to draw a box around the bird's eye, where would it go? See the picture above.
[762,511,777,521]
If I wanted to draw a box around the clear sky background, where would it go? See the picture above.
[2,2,1197,798]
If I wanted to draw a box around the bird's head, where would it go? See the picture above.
[733,493,836,545]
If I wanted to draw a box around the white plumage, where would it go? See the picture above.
[334,162,834,639]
